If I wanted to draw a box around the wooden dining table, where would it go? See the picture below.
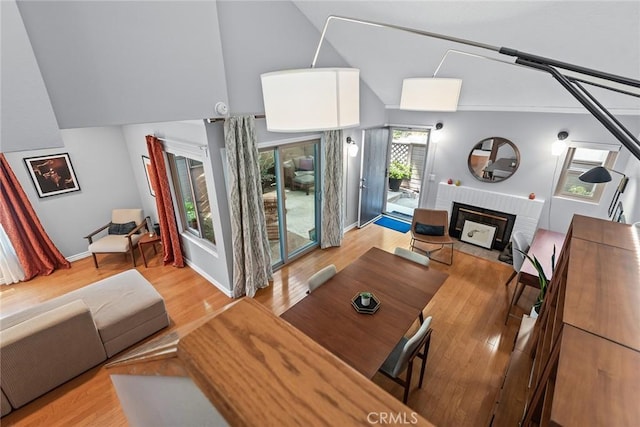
[280,247,449,379]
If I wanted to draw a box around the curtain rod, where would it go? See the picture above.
[206,114,266,123]
[154,135,207,150]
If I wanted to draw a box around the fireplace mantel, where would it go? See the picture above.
[435,183,544,243]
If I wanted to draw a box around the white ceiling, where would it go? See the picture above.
[292,1,640,115]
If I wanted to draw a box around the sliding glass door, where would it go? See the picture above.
[259,140,320,268]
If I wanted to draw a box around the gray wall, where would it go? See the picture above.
[122,121,233,295]
[16,0,229,129]
[216,0,386,128]
[4,127,141,257]
[386,109,640,233]
[1,0,64,153]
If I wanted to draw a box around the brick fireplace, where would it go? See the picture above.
[435,182,545,246]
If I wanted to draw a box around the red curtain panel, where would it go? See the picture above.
[145,135,185,267]
[0,154,70,280]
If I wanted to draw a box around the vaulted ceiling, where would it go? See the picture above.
[293,1,640,115]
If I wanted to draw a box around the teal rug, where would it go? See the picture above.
[374,216,411,233]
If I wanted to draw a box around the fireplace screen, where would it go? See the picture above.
[450,202,516,250]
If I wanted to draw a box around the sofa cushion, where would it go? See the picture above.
[0,300,106,409]
[0,270,169,358]
[298,157,313,171]
[1,389,11,417]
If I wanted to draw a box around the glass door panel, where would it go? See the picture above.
[259,140,319,269]
[281,142,318,256]
[258,149,282,265]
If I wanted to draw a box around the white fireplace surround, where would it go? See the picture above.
[435,182,544,245]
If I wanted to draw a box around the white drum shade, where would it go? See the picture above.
[261,68,360,132]
[400,78,462,112]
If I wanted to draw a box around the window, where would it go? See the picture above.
[555,146,617,202]
[167,153,215,244]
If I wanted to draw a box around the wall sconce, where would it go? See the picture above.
[346,136,359,157]
[431,122,444,143]
[551,131,568,156]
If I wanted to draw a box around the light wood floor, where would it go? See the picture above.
[0,224,535,426]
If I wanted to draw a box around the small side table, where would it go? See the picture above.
[138,233,161,268]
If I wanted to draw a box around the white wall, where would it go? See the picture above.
[4,127,142,257]
[384,110,640,233]
[1,0,64,153]
[17,0,229,129]
[216,0,386,129]
[122,121,233,295]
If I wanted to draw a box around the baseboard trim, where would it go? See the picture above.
[67,252,92,262]
[184,259,234,298]
[344,222,358,232]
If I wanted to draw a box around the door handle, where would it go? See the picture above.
[360,184,367,189]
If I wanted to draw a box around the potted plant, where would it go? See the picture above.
[360,291,372,307]
[517,245,556,316]
[388,161,411,191]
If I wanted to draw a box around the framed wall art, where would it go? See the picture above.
[142,156,156,197]
[460,220,497,249]
[23,153,81,198]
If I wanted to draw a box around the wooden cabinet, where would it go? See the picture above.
[493,215,640,426]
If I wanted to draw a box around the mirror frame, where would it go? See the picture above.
[467,137,520,183]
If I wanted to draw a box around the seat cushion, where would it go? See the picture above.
[293,174,315,185]
[380,337,408,377]
[89,233,142,253]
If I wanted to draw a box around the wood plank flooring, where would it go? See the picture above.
[0,224,534,426]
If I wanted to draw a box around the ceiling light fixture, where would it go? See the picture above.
[346,136,359,157]
[551,131,569,156]
[260,15,640,161]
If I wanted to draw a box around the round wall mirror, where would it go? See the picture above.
[467,137,520,182]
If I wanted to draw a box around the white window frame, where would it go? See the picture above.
[554,142,619,203]
[163,140,218,251]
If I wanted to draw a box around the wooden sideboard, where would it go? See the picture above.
[492,214,640,426]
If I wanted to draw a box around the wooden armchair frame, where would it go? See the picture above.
[84,218,147,268]
[379,328,432,404]
[410,209,454,265]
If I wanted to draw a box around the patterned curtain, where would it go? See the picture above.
[321,130,344,248]
[146,136,185,268]
[0,154,70,281]
[224,116,272,297]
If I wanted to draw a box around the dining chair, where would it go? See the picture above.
[504,231,532,323]
[394,247,430,267]
[307,264,337,293]
[378,316,433,404]
[410,209,454,265]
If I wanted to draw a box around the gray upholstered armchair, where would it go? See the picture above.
[84,209,147,268]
